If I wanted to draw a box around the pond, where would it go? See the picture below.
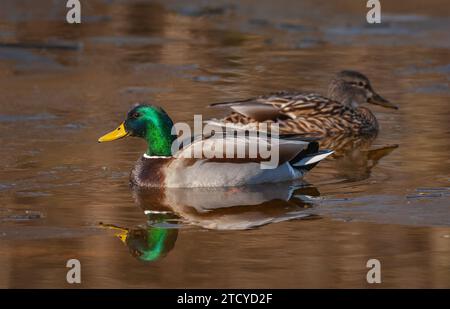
[0,0,449,288]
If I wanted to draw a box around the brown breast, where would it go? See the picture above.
[130,156,173,188]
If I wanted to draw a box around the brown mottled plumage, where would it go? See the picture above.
[210,71,398,137]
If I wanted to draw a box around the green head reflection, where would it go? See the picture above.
[100,213,179,262]
[126,226,176,262]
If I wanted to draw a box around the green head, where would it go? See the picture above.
[98,104,175,156]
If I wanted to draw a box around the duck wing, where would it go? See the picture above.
[174,132,330,168]
[210,91,347,121]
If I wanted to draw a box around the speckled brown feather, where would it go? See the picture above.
[219,92,379,136]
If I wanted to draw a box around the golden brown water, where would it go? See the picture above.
[0,0,449,288]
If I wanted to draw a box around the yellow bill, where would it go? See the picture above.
[98,122,129,142]
[98,222,129,244]
[115,230,129,244]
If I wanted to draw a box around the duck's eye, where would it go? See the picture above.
[358,81,364,87]
[132,112,141,119]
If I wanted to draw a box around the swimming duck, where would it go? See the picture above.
[208,70,398,136]
[98,104,332,188]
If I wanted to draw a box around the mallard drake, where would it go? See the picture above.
[98,104,332,188]
[208,70,398,136]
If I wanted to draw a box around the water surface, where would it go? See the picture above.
[0,0,449,288]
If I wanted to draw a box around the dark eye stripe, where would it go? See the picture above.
[350,81,362,86]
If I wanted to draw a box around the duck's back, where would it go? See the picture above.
[214,91,378,136]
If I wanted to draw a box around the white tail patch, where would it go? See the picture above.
[143,210,172,215]
[293,150,333,167]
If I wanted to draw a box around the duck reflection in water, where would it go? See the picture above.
[318,134,398,181]
[100,183,321,262]
[100,213,179,262]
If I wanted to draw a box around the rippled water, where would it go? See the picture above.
[0,0,449,288]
